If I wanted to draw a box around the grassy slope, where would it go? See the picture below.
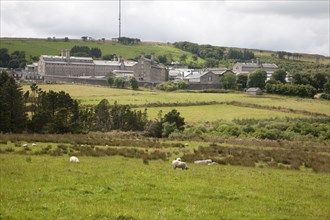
[1,154,329,219]
[0,38,203,64]
[2,38,329,65]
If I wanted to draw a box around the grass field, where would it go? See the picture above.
[0,153,329,219]
[138,104,309,122]
[22,84,330,121]
[2,82,330,219]
[0,38,203,64]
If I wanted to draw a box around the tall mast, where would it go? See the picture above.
[119,0,121,38]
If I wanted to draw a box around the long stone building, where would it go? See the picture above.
[38,50,168,84]
[232,59,278,81]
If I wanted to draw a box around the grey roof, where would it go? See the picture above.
[185,71,210,79]
[237,62,278,69]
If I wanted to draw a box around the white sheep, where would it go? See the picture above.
[22,143,28,147]
[208,162,219,165]
[32,143,37,147]
[69,156,80,163]
[194,159,213,164]
[172,158,188,170]
[174,161,189,170]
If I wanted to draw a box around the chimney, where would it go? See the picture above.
[256,58,260,66]
[150,52,155,62]
[251,59,255,64]
[65,49,70,62]
[61,50,65,57]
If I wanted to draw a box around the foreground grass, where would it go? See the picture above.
[0,154,329,219]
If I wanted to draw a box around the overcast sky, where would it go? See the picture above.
[1,0,329,56]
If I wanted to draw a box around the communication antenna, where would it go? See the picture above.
[119,0,121,38]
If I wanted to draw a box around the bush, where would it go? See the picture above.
[265,83,317,98]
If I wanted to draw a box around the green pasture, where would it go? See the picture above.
[22,84,330,117]
[1,154,329,219]
[0,38,203,64]
[138,104,308,122]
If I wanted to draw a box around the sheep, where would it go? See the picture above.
[173,161,189,170]
[32,143,37,147]
[194,159,213,164]
[22,143,28,147]
[69,156,80,163]
[172,158,188,170]
[208,162,219,165]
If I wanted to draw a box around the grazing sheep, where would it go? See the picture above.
[172,159,179,168]
[194,159,213,164]
[208,162,219,165]
[174,161,189,170]
[69,156,80,163]
[22,143,28,147]
[32,143,37,147]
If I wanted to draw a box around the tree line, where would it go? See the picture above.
[0,71,184,136]
[70,46,102,58]
[173,41,255,68]
[220,68,329,98]
[0,48,27,69]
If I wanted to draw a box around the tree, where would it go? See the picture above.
[204,58,219,68]
[324,78,330,94]
[90,47,102,58]
[81,36,88,41]
[163,109,185,131]
[7,51,27,69]
[180,54,188,63]
[129,77,139,90]
[177,81,189,90]
[114,77,125,88]
[157,55,168,64]
[0,48,10,67]
[28,89,80,133]
[236,74,248,89]
[70,45,90,57]
[102,54,115,60]
[271,69,287,84]
[64,37,69,42]
[248,69,267,89]
[107,76,114,87]
[95,99,111,131]
[312,72,327,91]
[291,73,312,85]
[221,73,237,90]
[0,71,27,132]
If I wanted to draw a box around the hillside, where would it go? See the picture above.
[1,38,329,67]
[0,38,203,64]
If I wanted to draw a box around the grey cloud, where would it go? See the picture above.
[224,1,329,18]
[0,0,329,56]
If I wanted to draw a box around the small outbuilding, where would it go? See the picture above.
[245,87,263,95]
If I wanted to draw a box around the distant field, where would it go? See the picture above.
[0,38,203,64]
[138,104,309,122]
[22,84,330,119]
[0,154,329,219]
